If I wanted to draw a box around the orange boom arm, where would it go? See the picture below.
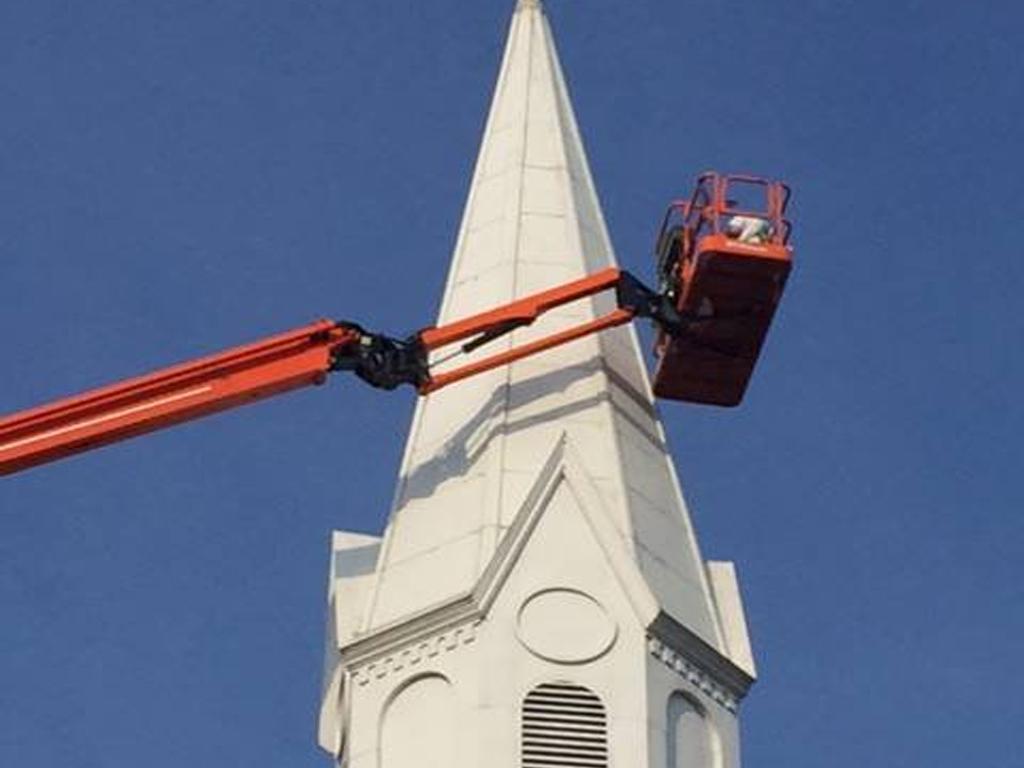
[0,267,664,477]
[0,321,358,477]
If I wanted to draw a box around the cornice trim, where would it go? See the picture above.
[648,611,755,708]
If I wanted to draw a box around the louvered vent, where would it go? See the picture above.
[522,682,608,768]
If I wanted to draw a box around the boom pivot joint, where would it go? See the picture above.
[616,271,684,336]
[329,323,428,391]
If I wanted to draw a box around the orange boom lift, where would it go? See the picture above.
[0,172,794,477]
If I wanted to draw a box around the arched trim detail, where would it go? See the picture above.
[666,690,722,768]
[379,673,456,768]
[380,671,451,711]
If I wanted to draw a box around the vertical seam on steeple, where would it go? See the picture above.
[538,6,648,611]
[477,2,538,577]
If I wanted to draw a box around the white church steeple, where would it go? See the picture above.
[320,3,757,765]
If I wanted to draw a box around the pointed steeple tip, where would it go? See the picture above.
[516,0,542,11]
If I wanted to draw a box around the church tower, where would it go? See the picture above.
[319,2,756,766]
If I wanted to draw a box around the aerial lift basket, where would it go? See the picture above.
[651,172,793,406]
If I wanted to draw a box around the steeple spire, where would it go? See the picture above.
[358,0,726,650]
[319,5,757,765]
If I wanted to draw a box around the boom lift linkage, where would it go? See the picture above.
[0,172,793,478]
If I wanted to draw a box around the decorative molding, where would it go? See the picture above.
[343,589,478,661]
[647,636,739,713]
[515,588,618,664]
[351,619,482,688]
[648,611,755,702]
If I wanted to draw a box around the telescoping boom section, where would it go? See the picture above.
[0,171,795,477]
[0,321,359,477]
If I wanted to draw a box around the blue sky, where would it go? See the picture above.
[1,1,1022,765]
